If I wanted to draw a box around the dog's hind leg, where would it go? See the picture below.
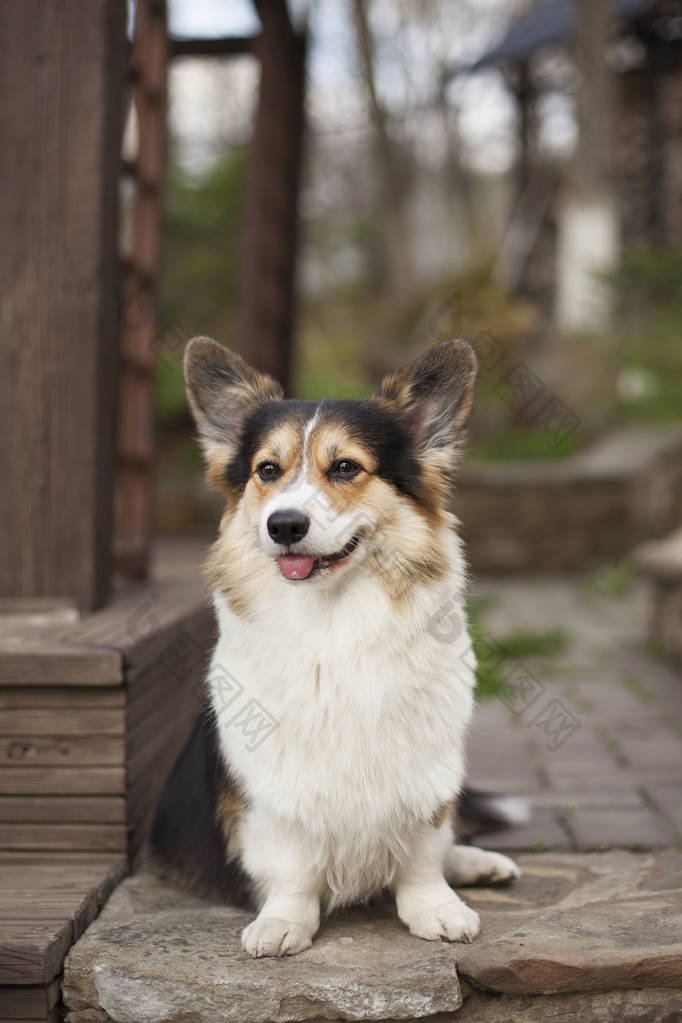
[444,844,521,886]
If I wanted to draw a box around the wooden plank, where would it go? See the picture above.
[0,860,125,983]
[0,645,123,687]
[127,706,196,781]
[0,980,59,1020]
[168,34,259,58]
[0,709,124,737]
[0,824,126,853]
[0,736,124,769]
[0,921,73,985]
[0,862,123,884]
[127,707,198,859]
[0,768,124,796]
[125,620,212,713]
[0,687,125,709]
[0,738,124,768]
[62,579,210,671]
[0,853,125,868]
[0,797,125,824]
[0,0,128,609]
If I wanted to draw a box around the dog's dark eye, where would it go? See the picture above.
[257,461,281,482]
[329,458,361,482]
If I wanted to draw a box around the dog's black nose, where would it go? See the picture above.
[267,509,310,546]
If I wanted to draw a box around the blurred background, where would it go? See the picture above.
[3,0,681,611]
[131,0,682,552]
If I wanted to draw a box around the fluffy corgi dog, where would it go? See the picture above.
[151,336,520,958]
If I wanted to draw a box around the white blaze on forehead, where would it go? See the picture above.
[257,404,367,555]
[302,406,320,466]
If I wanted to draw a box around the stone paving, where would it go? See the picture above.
[64,850,682,1022]
[467,574,682,853]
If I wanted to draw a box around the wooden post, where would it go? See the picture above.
[0,2,127,609]
[241,0,306,394]
[115,0,168,580]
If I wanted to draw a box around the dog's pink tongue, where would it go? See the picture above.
[278,554,315,580]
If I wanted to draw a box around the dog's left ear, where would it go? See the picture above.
[375,339,477,461]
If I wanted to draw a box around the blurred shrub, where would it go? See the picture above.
[157,152,246,426]
[607,247,682,425]
[296,262,537,406]
[609,247,682,309]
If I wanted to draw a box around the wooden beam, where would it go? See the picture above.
[240,1,306,393]
[0,2,127,609]
[169,35,259,59]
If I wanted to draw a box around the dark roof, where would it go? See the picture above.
[453,0,658,76]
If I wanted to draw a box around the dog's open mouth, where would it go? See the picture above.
[277,535,361,581]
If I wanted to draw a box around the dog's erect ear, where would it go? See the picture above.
[184,337,283,454]
[375,339,477,463]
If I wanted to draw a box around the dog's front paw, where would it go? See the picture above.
[241,915,314,958]
[404,896,481,944]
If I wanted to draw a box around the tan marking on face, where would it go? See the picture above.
[252,421,302,477]
[204,443,236,495]
[204,518,270,619]
[305,423,377,517]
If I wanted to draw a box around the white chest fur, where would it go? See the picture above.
[209,559,476,904]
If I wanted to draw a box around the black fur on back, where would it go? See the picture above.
[149,705,254,908]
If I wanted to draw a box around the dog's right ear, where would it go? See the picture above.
[183,338,283,461]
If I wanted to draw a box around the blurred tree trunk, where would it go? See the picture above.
[241,0,306,393]
[555,0,619,333]
[351,0,413,298]
[574,0,613,199]
[418,0,475,256]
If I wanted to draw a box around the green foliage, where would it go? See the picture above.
[156,350,187,427]
[469,426,579,461]
[607,247,682,425]
[609,247,682,308]
[296,312,373,400]
[469,616,510,702]
[467,600,571,702]
[493,628,571,660]
[586,561,636,599]
[157,153,247,425]
[622,675,655,704]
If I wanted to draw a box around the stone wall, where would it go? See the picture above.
[456,426,682,573]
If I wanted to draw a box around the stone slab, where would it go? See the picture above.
[63,875,461,1023]
[456,848,682,996]
[63,850,682,1022]
[457,984,682,1022]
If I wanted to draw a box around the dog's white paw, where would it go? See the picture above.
[404,896,481,943]
[445,845,521,887]
[241,915,314,958]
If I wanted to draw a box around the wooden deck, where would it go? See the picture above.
[0,542,212,1021]
[0,856,125,1022]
